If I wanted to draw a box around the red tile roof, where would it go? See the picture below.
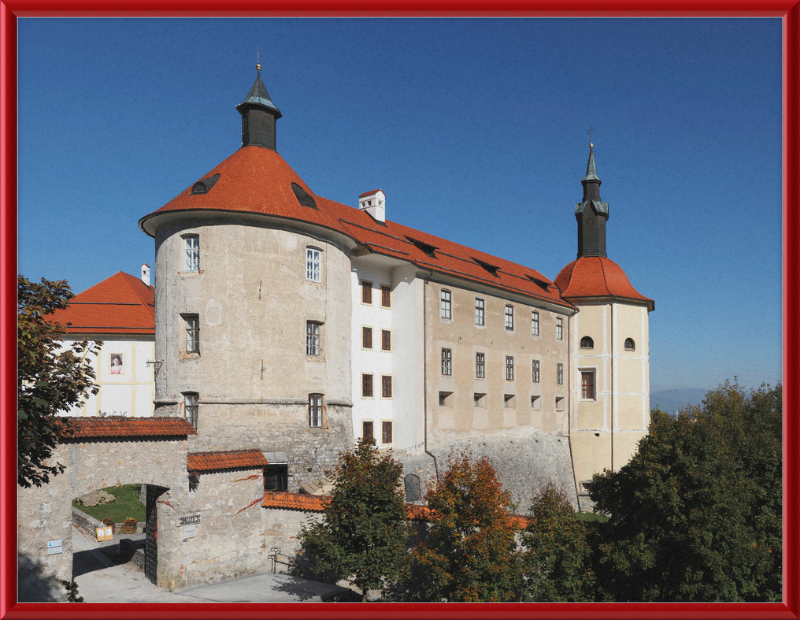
[555,257,654,311]
[57,417,197,438]
[187,450,269,473]
[140,147,575,311]
[262,492,331,511]
[49,272,155,335]
[358,189,382,198]
[261,492,530,526]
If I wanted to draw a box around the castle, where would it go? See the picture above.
[18,65,653,598]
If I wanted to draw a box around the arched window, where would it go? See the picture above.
[624,338,636,351]
[580,336,594,348]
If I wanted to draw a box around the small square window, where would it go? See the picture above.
[474,393,486,408]
[438,391,453,407]
[381,329,391,351]
[555,396,565,411]
[440,289,452,320]
[382,421,393,445]
[475,298,485,326]
[362,326,373,349]
[504,394,516,408]
[441,348,452,376]
[361,281,373,304]
[505,305,514,331]
[381,285,391,308]
[184,235,200,273]
[506,356,515,381]
[382,375,393,398]
[531,395,542,411]
[308,394,323,427]
[476,352,485,379]
[531,311,540,336]
[362,374,374,398]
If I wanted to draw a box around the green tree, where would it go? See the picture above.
[299,438,408,600]
[589,380,782,602]
[411,454,522,602]
[520,482,596,601]
[18,276,99,488]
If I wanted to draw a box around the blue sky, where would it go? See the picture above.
[16,18,782,393]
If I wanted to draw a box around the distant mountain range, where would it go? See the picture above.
[650,388,709,416]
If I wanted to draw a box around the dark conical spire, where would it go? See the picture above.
[574,143,609,258]
[236,62,282,150]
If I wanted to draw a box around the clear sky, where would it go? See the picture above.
[16,18,782,393]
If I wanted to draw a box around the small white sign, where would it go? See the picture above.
[183,523,196,539]
[47,540,62,555]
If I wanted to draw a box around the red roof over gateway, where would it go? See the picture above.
[58,417,197,438]
[555,256,654,311]
[50,272,155,335]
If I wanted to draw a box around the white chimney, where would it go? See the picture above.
[358,189,386,223]
[141,264,151,287]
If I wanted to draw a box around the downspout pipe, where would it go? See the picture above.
[422,269,439,482]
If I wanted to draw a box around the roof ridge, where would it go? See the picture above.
[120,272,155,317]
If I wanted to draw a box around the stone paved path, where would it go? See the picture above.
[71,527,349,603]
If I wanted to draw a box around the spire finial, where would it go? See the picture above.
[587,125,596,144]
[256,47,261,73]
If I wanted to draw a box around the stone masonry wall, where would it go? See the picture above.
[263,508,323,575]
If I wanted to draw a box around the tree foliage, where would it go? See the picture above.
[589,380,782,602]
[18,276,99,488]
[410,453,522,602]
[299,438,408,600]
[520,482,596,601]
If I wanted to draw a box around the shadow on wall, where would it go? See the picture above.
[17,552,65,602]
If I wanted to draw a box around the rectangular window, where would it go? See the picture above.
[361,281,373,304]
[381,285,391,308]
[532,360,540,383]
[382,375,393,398]
[556,317,563,341]
[362,326,373,349]
[306,321,320,356]
[381,329,391,351]
[362,374,374,398]
[184,392,199,429]
[441,348,452,376]
[581,371,596,400]
[440,289,452,320]
[439,392,453,407]
[264,464,289,492]
[308,394,323,427]
[504,394,515,408]
[476,352,485,379]
[506,356,515,381]
[184,236,200,272]
[306,248,321,282]
[382,421,393,445]
[475,298,485,326]
[362,421,374,442]
[505,305,514,331]
[474,393,486,407]
[531,311,540,336]
[557,363,564,385]
[531,395,542,410]
[185,315,199,354]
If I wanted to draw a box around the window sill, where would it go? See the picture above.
[179,270,204,277]
[179,352,200,360]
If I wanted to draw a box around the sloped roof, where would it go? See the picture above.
[187,450,268,474]
[555,256,654,311]
[140,147,574,311]
[49,272,155,335]
[58,417,197,438]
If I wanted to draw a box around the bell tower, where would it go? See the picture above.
[575,144,609,258]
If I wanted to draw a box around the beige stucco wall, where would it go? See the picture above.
[424,280,571,445]
[569,300,650,491]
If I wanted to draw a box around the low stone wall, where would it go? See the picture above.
[263,507,323,575]
[71,506,105,538]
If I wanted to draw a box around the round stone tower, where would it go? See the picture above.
[138,66,356,490]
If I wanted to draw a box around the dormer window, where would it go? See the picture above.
[473,258,500,277]
[292,183,318,209]
[406,236,437,258]
[190,174,220,195]
[526,274,550,292]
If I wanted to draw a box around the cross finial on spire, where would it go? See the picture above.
[256,47,261,73]
[587,125,596,146]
